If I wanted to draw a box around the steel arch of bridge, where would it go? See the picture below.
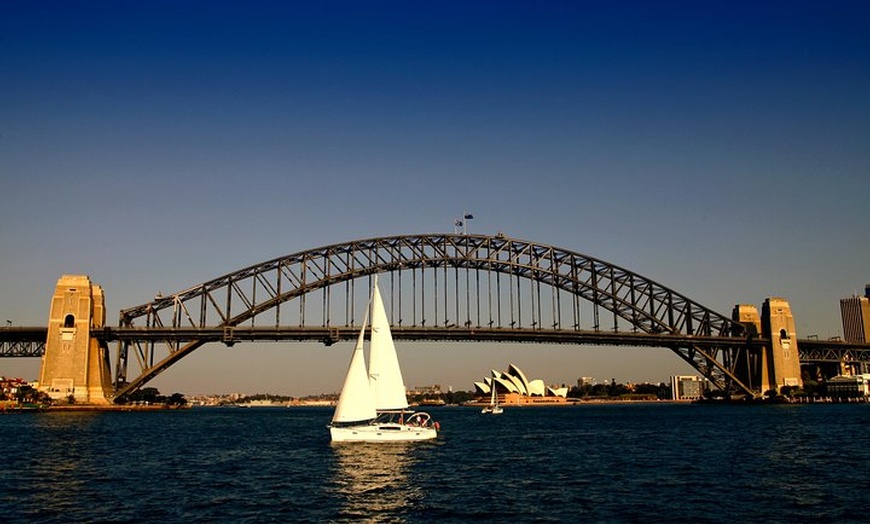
[114,233,752,400]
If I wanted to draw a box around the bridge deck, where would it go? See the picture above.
[4,326,869,363]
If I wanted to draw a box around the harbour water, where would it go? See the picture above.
[2,403,869,523]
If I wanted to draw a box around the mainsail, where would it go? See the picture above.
[368,277,410,411]
[331,305,375,424]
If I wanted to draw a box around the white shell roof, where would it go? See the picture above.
[493,376,518,393]
[547,387,569,398]
[508,364,532,392]
[527,379,546,396]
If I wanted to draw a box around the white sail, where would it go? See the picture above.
[330,275,438,442]
[331,306,376,424]
[368,277,410,411]
[482,371,503,414]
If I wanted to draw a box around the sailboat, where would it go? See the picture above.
[329,276,439,443]
[481,373,504,414]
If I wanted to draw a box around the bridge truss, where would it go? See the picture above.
[114,233,759,400]
[0,327,46,357]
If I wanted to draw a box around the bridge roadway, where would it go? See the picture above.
[4,326,870,363]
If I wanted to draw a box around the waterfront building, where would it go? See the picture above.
[826,374,870,398]
[0,377,29,400]
[670,375,704,400]
[840,286,870,343]
[408,384,443,396]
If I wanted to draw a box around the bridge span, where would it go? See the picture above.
[3,233,868,402]
[7,325,864,372]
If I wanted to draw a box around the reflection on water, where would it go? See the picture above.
[330,442,421,523]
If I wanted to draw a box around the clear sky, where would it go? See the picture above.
[2,1,868,396]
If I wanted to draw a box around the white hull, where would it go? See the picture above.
[330,423,437,442]
[481,405,503,414]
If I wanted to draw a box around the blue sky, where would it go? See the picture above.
[2,1,868,395]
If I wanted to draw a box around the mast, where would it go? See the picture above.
[490,380,497,407]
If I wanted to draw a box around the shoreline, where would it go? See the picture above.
[45,404,187,412]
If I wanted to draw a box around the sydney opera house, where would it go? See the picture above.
[474,364,569,405]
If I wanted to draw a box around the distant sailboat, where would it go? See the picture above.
[329,276,439,442]
[481,373,503,414]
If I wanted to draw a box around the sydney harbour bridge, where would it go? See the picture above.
[2,233,868,402]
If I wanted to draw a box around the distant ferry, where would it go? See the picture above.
[238,400,285,408]
[0,401,48,412]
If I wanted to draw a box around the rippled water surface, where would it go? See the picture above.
[3,403,870,523]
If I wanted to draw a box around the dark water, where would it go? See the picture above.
[2,403,869,523]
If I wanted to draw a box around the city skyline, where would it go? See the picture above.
[2,2,868,396]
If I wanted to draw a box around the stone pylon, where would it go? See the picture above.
[732,299,804,396]
[761,297,803,392]
[38,275,113,404]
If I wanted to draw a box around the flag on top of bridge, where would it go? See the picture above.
[464,213,474,219]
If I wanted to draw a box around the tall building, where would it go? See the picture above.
[670,375,703,400]
[840,285,870,343]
